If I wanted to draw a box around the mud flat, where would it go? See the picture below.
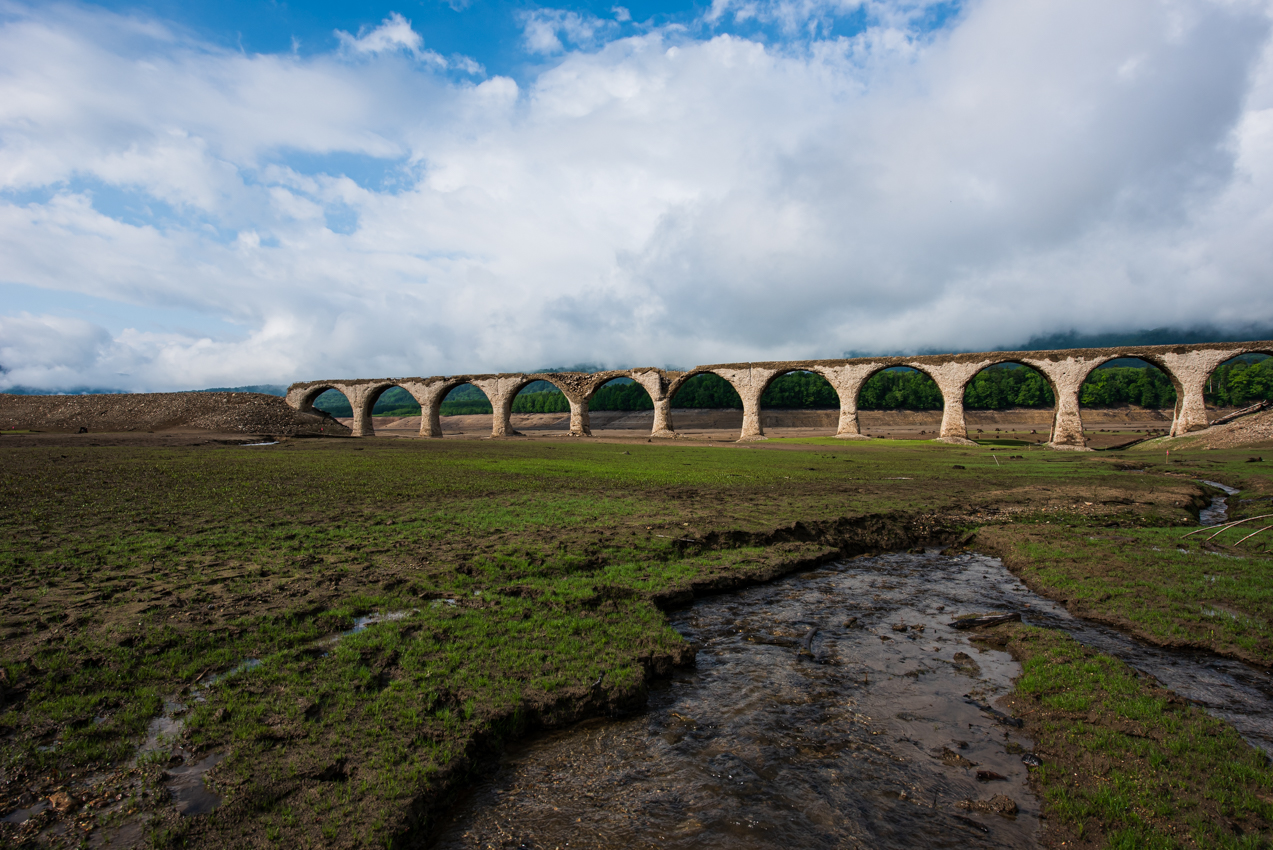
[359,406,1195,447]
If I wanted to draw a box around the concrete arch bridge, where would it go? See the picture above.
[285,341,1272,449]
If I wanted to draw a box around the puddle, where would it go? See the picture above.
[2,799,50,824]
[431,549,1273,849]
[241,441,279,447]
[1199,479,1240,526]
[166,753,225,817]
[201,658,261,686]
[136,699,187,760]
[346,609,418,636]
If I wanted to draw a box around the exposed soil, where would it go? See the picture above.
[1165,407,1273,450]
[355,405,1192,448]
[0,392,349,437]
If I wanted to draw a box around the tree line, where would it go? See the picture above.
[309,358,1272,417]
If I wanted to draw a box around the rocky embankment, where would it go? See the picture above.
[0,392,350,437]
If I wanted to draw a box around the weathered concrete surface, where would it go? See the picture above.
[2,392,348,436]
[286,340,1273,445]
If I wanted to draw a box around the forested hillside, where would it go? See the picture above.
[307,358,1273,417]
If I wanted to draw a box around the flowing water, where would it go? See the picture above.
[431,549,1273,849]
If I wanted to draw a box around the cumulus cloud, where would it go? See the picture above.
[0,0,1271,391]
[520,8,617,54]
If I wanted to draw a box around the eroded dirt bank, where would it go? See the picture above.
[0,392,350,436]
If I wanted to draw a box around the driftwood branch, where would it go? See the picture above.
[949,613,1021,630]
[1233,525,1273,546]
[1180,513,1273,540]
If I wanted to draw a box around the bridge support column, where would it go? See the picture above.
[1171,379,1209,436]
[1049,386,1087,448]
[651,398,676,438]
[739,394,765,441]
[468,376,524,438]
[1157,351,1231,436]
[927,363,984,446]
[419,384,448,437]
[349,386,375,437]
[568,398,591,437]
[711,366,779,442]
[823,364,876,440]
[1024,357,1095,450]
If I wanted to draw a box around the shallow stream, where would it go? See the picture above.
[431,548,1273,849]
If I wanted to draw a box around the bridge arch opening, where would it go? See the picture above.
[758,369,840,437]
[310,387,354,418]
[1078,357,1176,447]
[668,372,743,438]
[855,366,943,440]
[588,376,654,433]
[961,362,1056,445]
[507,378,571,434]
[356,386,425,437]
[1205,352,1273,411]
[437,382,495,436]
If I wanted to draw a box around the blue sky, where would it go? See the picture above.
[1,0,1271,390]
[89,0,948,76]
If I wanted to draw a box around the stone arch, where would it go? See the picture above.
[754,366,843,438]
[353,381,431,438]
[584,374,657,435]
[421,378,498,438]
[666,368,750,440]
[294,384,350,414]
[503,374,578,437]
[1072,355,1179,445]
[1203,349,1273,410]
[579,369,672,438]
[849,362,952,441]
[961,359,1060,445]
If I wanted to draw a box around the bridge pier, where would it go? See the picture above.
[1157,350,1232,436]
[568,398,591,437]
[927,363,984,445]
[651,398,676,438]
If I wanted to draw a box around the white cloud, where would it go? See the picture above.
[0,0,1272,392]
[336,12,423,56]
[521,8,616,55]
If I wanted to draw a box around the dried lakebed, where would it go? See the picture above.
[430,550,1273,849]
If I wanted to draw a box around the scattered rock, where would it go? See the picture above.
[48,791,75,813]
[938,747,977,768]
[843,617,859,628]
[950,613,1022,630]
[976,769,1007,782]
[891,623,909,632]
[956,794,1018,816]
[1021,753,1043,767]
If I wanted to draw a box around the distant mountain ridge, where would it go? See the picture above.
[844,326,1273,359]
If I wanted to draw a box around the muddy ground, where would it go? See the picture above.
[354,406,1188,448]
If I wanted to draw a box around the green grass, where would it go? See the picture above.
[0,437,1269,847]
[991,624,1273,848]
[978,525,1273,665]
